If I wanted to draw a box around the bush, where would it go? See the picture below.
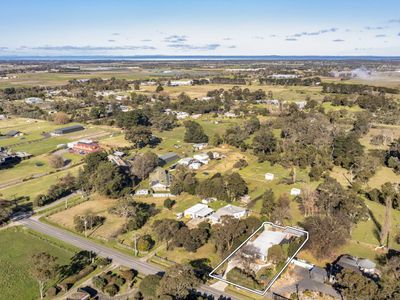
[226,267,261,290]
[46,286,59,298]
[120,269,138,282]
[233,159,248,169]
[105,284,119,296]
[95,257,111,267]
[163,198,176,209]
[137,234,155,252]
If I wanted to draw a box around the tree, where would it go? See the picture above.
[210,133,223,147]
[261,189,276,219]
[156,84,164,93]
[237,244,259,275]
[53,112,70,125]
[137,234,155,252]
[157,264,200,299]
[303,215,349,259]
[244,116,260,134]
[335,269,378,300]
[163,198,176,209]
[31,252,59,299]
[380,183,396,247]
[225,172,248,201]
[267,244,285,264]
[271,194,292,225]
[93,161,131,197]
[130,151,158,179]
[139,274,162,299]
[48,154,64,169]
[299,187,317,216]
[116,110,150,129]
[152,219,182,249]
[183,121,208,143]
[252,128,277,158]
[333,133,364,169]
[125,126,154,149]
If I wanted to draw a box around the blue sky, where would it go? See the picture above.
[0,0,399,56]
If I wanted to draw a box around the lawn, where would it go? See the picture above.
[0,227,77,300]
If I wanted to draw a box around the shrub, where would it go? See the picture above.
[120,269,138,282]
[46,286,59,298]
[105,284,119,296]
[163,198,176,209]
[137,234,155,252]
[93,276,108,289]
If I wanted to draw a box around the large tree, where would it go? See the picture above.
[130,151,158,180]
[31,252,59,299]
[252,128,277,158]
[225,172,248,201]
[303,215,349,259]
[183,120,208,143]
[157,264,200,299]
[125,126,154,149]
[261,189,276,219]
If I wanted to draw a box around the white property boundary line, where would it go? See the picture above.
[209,222,309,295]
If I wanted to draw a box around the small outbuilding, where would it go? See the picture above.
[265,173,274,181]
[184,203,214,219]
[290,188,301,196]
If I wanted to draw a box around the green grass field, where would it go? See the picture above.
[0,227,77,300]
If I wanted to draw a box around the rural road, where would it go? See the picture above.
[19,218,241,300]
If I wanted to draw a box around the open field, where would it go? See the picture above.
[0,227,77,300]
[0,164,81,200]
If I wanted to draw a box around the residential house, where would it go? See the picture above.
[188,161,202,170]
[0,151,21,168]
[193,153,210,165]
[51,125,84,136]
[170,80,193,86]
[0,114,7,120]
[176,111,189,119]
[310,266,328,283]
[201,197,217,204]
[70,140,101,155]
[333,255,378,277]
[149,167,172,192]
[249,229,287,261]
[184,203,214,219]
[25,97,44,105]
[107,154,128,167]
[209,204,247,223]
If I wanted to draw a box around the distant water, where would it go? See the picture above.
[0,55,400,61]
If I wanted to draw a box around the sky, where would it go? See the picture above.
[0,0,399,56]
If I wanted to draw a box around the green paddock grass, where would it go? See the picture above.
[0,165,81,200]
[0,226,77,300]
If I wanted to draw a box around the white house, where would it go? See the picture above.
[188,162,202,170]
[135,189,150,196]
[209,204,247,223]
[177,157,195,167]
[25,97,43,105]
[290,188,301,196]
[201,197,217,204]
[249,229,287,261]
[193,153,210,165]
[184,203,214,219]
[170,80,193,86]
[176,112,189,120]
[265,173,274,181]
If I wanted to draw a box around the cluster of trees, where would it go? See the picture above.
[77,152,132,198]
[152,219,210,252]
[174,92,222,114]
[34,173,76,207]
[367,182,400,210]
[93,269,137,297]
[196,172,248,202]
[74,212,105,234]
[67,77,130,93]
[322,82,398,95]
[109,197,157,232]
[385,138,400,173]
[207,86,266,101]
[210,77,246,85]
[0,86,46,100]
[259,77,321,86]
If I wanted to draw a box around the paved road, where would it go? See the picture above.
[20,218,241,300]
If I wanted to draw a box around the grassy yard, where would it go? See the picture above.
[0,227,77,300]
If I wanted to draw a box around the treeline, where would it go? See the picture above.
[210,77,246,85]
[66,77,130,91]
[206,86,266,101]
[322,82,398,95]
[0,86,47,100]
[259,77,321,86]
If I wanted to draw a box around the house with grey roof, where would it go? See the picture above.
[51,125,84,136]
[149,167,172,192]
[209,204,247,223]
[158,152,179,166]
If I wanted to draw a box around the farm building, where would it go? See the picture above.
[51,124,84,136]
[25,97,44,104]
[5,130,23,137]
[193,143,208,151]
[193,153,210,165]
[158,152,180,166]
[70,140,101,155]
[135,189,150,196]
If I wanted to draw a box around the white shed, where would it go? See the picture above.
[265,173,274,181]
[290,188,301,196]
